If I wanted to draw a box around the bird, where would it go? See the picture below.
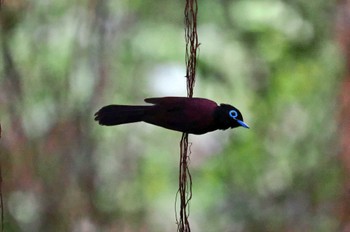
[94,97,249,135]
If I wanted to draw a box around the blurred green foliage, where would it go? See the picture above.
[0,0,343,231]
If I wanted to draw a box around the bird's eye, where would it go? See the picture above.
[229,110,238,119]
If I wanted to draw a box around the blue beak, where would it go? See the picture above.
[237,120,250,129]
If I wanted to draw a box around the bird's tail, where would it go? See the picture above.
[94,105,150,126]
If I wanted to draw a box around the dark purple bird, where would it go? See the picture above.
[94,97,249,135]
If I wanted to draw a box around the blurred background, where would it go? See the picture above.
[0,0,349,231]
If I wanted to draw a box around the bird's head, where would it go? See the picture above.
[215,104,249,129]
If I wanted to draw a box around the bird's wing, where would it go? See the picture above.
[144,97,188,105]
[143,97,219,134]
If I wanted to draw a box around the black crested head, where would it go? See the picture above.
[214,104,249,130]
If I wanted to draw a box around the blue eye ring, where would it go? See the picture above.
[229,110,238,119]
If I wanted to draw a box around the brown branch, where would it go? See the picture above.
[336,0,350,229]
[0,123,3,232]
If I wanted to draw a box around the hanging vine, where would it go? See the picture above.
[176,0,199,231]
[184,0,199,98]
